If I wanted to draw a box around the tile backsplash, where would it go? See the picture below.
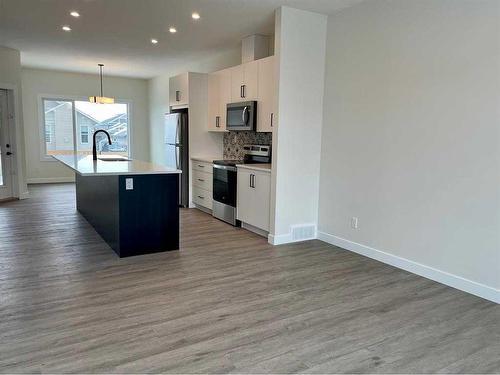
[223,131,272,160]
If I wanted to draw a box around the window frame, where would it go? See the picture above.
[38,94,132,162]
[80,124,89,144]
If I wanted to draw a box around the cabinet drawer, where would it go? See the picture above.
[192,170,212,191]
[192,161,213,173]
[193,186,213,209]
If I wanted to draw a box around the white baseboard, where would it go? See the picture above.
[18,191,30,200]
[268,232,292,245]
[27,177,75,184]
[317,231,500,304]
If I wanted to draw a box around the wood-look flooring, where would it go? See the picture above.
[0,183,499,374]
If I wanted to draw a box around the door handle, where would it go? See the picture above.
[6,152,12,156]
[197,195,205,199]
[198,178,204,182]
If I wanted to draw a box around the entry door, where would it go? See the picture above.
[0,90,13,200]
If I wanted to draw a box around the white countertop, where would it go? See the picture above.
[53,155,182,176]
[236,163,272,172]
[191,156,219,163]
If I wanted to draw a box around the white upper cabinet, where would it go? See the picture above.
[230,60,259,102]
[207,73,221,131]
[207,68,231,132]
[257,56,276,133]
[169,73,189,107]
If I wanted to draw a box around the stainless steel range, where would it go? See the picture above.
[212,145,271,226]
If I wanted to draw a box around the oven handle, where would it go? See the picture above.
[213,164,237,172]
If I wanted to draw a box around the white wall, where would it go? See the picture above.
[0,46,28,198]
[269,7,327,244]
[21,68,149,182]
[318,0,500,302]
[148,47,241,165]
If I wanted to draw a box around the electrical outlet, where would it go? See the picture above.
[125,178,134,190]
[351,217,358,229]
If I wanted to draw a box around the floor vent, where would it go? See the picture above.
[291,224,316,241]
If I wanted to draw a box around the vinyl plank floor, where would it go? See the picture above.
[0,183,498,373]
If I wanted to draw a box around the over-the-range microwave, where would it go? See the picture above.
[226,101,257,131]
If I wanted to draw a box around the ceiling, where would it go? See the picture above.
[0,0,362,79]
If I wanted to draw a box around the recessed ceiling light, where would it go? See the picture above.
[62,25,71,31]
[151,38,158,44]
[192,12,200,20]
[169,27,177,33]
[70,11,80,17]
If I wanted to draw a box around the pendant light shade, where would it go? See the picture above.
[89,64,115,104]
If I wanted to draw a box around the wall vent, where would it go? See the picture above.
[291,224,317,242]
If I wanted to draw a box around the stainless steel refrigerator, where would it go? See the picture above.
[164,111,188,207]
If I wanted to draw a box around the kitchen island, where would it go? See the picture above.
[53,154,181,257]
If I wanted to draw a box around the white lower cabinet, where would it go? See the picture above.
[191,160,213,210]
[237,167,271,232]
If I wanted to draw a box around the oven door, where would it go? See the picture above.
[213,164,237,207]
[226,101,256,131]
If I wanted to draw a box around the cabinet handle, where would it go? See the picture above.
[198,164,204,168]
[198,178,204,182]
[242,85,246,98]
[249,174,256,188]
[271,113,274,127]
[197,195,204,199]
[216,116,220,128]
[176,90,180,102]
[240,85,244,98]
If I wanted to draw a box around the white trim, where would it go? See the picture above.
[19,191,30,199]
[27,177,75,184]
[317,231,500,304]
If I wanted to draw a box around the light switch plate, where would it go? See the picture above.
[125,178,134,190]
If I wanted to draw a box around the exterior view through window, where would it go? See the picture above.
[43,99,129,157]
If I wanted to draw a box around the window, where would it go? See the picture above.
[80,125,89,144]
[42,98,129,158]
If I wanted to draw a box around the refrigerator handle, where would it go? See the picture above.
[176,146,180,169]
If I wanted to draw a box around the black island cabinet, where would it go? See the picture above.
[54,155,181,257]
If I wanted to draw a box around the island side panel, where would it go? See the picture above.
[75,173,120,254]
[118,174,179,257]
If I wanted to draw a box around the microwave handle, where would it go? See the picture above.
[242,106,249,125]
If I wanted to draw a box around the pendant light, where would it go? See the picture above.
[89,64,115,104]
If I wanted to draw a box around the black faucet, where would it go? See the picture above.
[92,130,112,160]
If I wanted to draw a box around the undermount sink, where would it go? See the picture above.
[97,155,130,161]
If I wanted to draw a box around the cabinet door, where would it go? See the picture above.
[237,169,254,223]
[251,171,271,231]
[207,73,220,131]
[257,56,275,132]
[230,65,245,102]
[242,60,259,101]
[237,169,271,231]
[218,69,232,129]
[169,73,189,106]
